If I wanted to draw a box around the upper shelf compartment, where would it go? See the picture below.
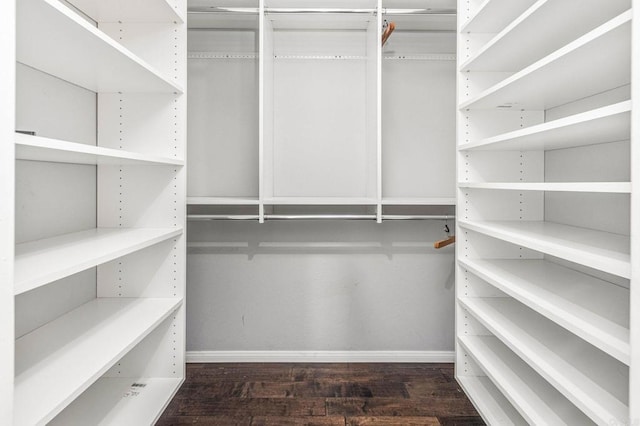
[460,0,630,72]
[17,0,184,93]
[460,11,631,110]
[66,0,183,23]
[460,0,535,34]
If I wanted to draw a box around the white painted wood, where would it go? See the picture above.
[460,0,534,33]
[17,0,183,93]
[460,297,629,425]
[187,197,260,205]
[630,0,640,421]
[263,197,378,205]
[459,182,631,193]
[382,197,456,205]
[461,101,632,151]
[50,377,183,426]
[461,0,630,72]
[459,335,595,425]
[14,298,182,426]
[459,220,631,278]
[67,0,182,23]
[15,133,185,166]
[460,258,630,364]
[15,228,183,295]
[456,376,526,426]
[186,350,454,363]
[0,0,15,421]
[461,11,632,110]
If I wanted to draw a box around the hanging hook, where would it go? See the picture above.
[434,221,456,249]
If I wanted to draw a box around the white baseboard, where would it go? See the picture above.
[186,350,455,363]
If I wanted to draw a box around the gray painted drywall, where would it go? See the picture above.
[186,220,456,352]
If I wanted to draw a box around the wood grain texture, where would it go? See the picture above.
[157,363,484,426]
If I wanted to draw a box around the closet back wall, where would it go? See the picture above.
[187,221,456,356]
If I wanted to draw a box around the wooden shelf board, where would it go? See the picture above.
[460,297,629,425]
[458,182,631,193]
[15,228,183,295]
[187,197,260,205]
[15,133,185,166]
[460,0,535,34]
[50,377,183,425]
[460,11,631,110]
[18,0,183,93]
[263,197,378,205]
[460,258,629,363]
[456,376,526,426]
[458,220,630,278]
[459,101,631,151]
[381,197,456,205]
[461,0,629,72]
[14,297,182,426]
[68,0,183,23]
[459,335,594,425]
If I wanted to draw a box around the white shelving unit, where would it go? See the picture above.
[7,0,187,423]
[456,0,637,424]
[187,0,457,222]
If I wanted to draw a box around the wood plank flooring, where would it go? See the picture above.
[157,363,485,426]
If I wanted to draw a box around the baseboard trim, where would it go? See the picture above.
[186,350,455,363]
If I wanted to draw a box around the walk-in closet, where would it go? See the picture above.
[1,0,638,424]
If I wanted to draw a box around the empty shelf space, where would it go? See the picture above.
[66,0,183,23]
[15,133,185,166]
[18,0,183,93]
[460,11,631,110]
[459,335,594,425]
[50,377,183,426]
[458,182,631,193]
[15,228,183,295]
[14,297,183,426]
[459,258,629,364]
[263,197,378,205]
[456,376,526,426]
[458,220,630,278]
[381,197,456,205]
[460,0,630,72]
[187,197,260,205]
[459,297,629,425]
[461,0,535,34]
[460,101,632,151]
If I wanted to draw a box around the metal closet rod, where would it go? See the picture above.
[188,214,455,221]
[187,7,455,15]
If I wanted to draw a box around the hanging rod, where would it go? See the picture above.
[188,7,259,14]
[382,8,456,16]
[265,8,377,14]
[187,214,455,221]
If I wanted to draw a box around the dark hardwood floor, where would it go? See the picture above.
[157,363,485,426]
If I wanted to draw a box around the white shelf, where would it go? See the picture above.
[459,258,630,365]
[263,197,378,205]
[381,197,456,205]
[456,376,526,426]
[67,0,183,23]
[460,0,535,34]
[459,335,594,425]
[50,377,183,426]
[460,11,631,110]
[15,133,185,166]
[187,197,260,205]
[458,220,630,279]
[458,182,631,193]
[14,297,183,426]
[460,101,632,151]
[460,297,629,425]
[460,0,630,72]
[17,0,183,93]
[15,228,183,295]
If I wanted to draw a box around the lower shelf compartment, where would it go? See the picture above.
[459,335,593,425]
[456,375,526,425]
[14,297,183,425]
[50,377,183,426]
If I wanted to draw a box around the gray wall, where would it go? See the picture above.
[186,220,456,352]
